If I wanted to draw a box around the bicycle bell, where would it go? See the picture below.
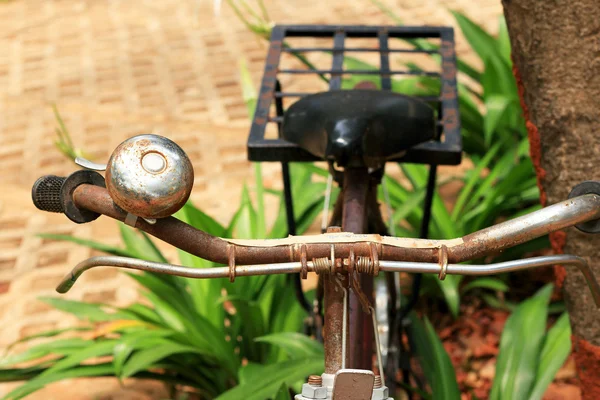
[104,134,194,219]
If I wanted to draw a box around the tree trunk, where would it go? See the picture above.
[501,0,600,398]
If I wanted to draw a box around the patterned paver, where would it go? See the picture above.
[0,0,502,397]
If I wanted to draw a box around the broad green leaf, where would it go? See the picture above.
[391,187,426,225]
[2,363,115,400]
[0,338,90,367]
[408,314,460,400]
[118,225,166,263]
[484,96,512,146]
[490,284,553,400]
[0,365,47,383]
[461,277,509,294]
[435,276,462,317]
[126,273,195,321]
[451,11,500,71]
[239,57,258,117]
[462,148,519,218]
[528,313,572,400]
[121,342,205,379]
[38,340,117,377]
[120,303,162,324]
[175,203,225,327]
[235,185,259,239]
[451,142,502,221]
[239,362,265,385]
[174,201,226,237]
[481,53,517,101]
[215,358,324,400]
[3,327,91,355]
[497,16,512,66]
[37,234,133,257]
[141,291,186,332]
[219,295,265,362]
[112,329,174,378]
[481,293,516,311]
[254,163,267,238]
[39,297,129,322]
[255,332,323,359]
[273,383,290,400]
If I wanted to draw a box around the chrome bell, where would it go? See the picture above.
[104,134,194,219]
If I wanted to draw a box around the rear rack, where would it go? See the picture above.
[247,24,462,166]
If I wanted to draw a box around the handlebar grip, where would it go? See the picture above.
[32,175,66,213]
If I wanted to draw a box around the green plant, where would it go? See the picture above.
[0,164,328,400]
[409,284,572,400]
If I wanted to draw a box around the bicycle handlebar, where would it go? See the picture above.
[69,183,600,264]
[33,175,600,306]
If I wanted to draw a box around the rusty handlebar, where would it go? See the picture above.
[72,183,600,265]
[46,183,600,306]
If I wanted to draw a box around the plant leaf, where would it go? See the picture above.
[121,342,205,379]
[0,338,90,367]
[255,332,323,359]
[462,277,509,294]
[483,96,512,146]
[451,11,500,72]
[118,225,166,263]
[408,314,461,400]
[528,313,572,400]
[497,16,512,66]
[39,297,129,322]
[490,284,553,400]
[2,363,115,400]
[37,234,133,257]
[38,340,117,377]
[481,54,517,101]
[215,358,323,400]
[112,329,174,378]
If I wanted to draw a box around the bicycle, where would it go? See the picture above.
[31,25,600,400]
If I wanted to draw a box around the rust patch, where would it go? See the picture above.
[513,64,567,289]
[573,336,600,400]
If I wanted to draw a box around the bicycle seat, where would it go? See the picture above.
[282,89,435,168]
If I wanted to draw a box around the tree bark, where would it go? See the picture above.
[501,0,600,398]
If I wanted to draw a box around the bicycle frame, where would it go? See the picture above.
[323,167,375,373]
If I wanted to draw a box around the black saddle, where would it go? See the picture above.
[282,90,436,168]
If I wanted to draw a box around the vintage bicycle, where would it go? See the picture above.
[31,25,600,400]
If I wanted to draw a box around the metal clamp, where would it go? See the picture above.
[124,213,138,227]
[300,244,308,280]
[370,242,380,276]
[438,244,448,280]
[228,244,237,283]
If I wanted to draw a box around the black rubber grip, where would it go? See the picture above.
[32,175,66,213]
